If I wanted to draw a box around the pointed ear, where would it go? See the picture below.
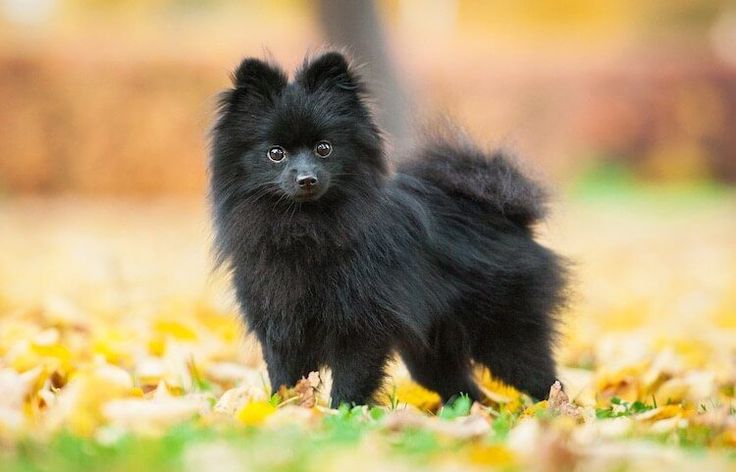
[297,51,362,93]
[231,58,287,100]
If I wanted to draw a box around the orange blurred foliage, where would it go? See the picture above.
[1,0,735,194]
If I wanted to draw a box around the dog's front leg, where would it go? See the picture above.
[261,340,318,394]
[329,342,391,408]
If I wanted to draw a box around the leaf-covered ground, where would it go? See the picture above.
[1,189,735,471]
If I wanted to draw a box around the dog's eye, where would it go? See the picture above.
[267,146,286,162]
[314,141,332,158]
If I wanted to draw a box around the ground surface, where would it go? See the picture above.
[1,189,735,471]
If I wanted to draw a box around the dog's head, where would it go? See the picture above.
[210,52,386,208]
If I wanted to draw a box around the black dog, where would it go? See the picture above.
[209,51,568,407]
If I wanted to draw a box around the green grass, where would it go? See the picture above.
[569,162,732,207]
[595,396,656,419]
[1,399,515,472]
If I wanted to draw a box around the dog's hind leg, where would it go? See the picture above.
[472,320,557,400]
[398,320,481,403]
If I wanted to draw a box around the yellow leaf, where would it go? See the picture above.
[45,364,133,436]
[195,304,240,342]
[468,444,517,466]
[153,320,198,341]
[236,401,276,427]
[522,400,549,418]
[92,329,132,365]
[653,378,689,406]
[636,404,685,421]
[476,368,522,403]
[147,335,167,356]
[9,340,72,374]
[388,380,441,412]
[595,363,647,403]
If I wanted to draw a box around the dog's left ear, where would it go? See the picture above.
[297,51,362,93]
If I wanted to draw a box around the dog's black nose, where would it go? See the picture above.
[297,175,318,188]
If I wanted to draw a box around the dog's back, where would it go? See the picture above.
[394,127,568,401]
[397,130,548,229]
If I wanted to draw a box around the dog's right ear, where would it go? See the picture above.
[231,58,287,100]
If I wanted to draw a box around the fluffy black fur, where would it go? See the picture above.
[209,51,568,407]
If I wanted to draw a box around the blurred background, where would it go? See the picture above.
[1,0,736,195]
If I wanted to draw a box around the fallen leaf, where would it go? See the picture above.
[236,400,277,426]
[548,381,585,420]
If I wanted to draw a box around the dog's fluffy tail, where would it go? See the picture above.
[398,128,549,228]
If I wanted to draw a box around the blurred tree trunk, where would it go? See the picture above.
[316,0,412,154]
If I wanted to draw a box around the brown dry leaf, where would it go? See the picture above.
[294,371,321,407]
[548,381,584,420]
[278,371,322,408]
[470,401,494,422]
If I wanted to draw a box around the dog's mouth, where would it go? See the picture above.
[291,186,327,202]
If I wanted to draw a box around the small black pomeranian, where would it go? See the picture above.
[209,51,568,407]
